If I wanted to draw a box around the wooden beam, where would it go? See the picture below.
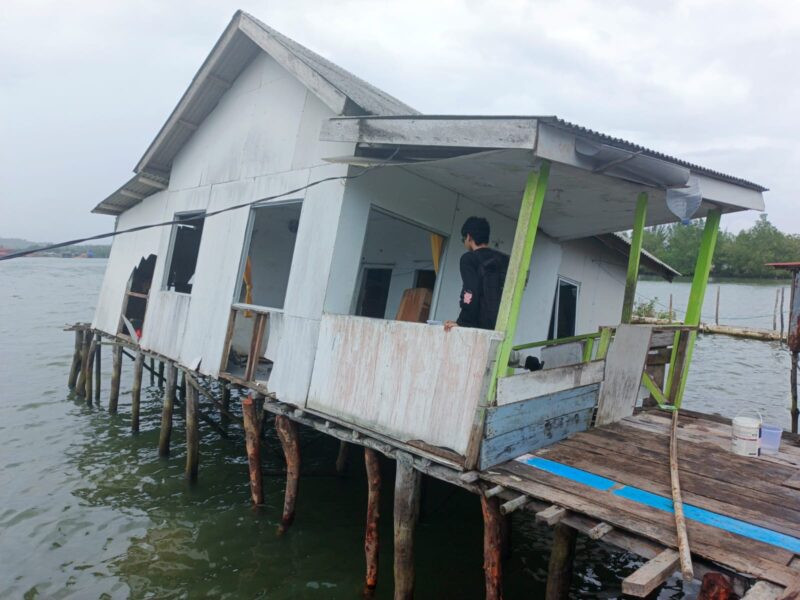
[131,351,144,433]
[108,345,122,413]
[242,395,263,505]
[536,505,567,526]
[485,485,505,498]
[364,448,381,592]
[275,414,301,535]
[394,454,421,600]
[587,522,613,540]
[546,524,577,600]
[185,381,200,482]
[621,192,648,324]
[741,581,782,599]
[500,495,528,515]
[621,548,680,597]
[481,494,504,600]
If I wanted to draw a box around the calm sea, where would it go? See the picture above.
[0,259,792,599]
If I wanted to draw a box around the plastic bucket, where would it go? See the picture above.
[760,424,783,455]
[731,411,762,457]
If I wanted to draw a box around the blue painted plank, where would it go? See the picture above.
[479,409,593,470]
[521,456,800,554]
[485,384,599,438]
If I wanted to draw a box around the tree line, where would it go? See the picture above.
[643,214,799,279]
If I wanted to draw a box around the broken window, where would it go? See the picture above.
[354,208,446,322]
[165,212,205,293]
[119,254,156,339]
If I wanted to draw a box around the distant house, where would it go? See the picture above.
[91,11,764,468]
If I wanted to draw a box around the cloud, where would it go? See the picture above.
[1,0,798,242]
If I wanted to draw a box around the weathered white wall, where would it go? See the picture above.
[93,50,354,387]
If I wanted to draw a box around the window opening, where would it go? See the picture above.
[355,208,446,322]
[119,254,156,339]
[165,212,205,293]
[548,277,579,339]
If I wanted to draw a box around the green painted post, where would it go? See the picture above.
[621,192,648,324]
[667,209,722,408]
[487,160,550,402]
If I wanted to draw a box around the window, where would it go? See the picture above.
[548,277,579,339]
[165,212,205,294]
[355,267,393,318]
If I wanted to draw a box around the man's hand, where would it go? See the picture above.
[444,320,458,332]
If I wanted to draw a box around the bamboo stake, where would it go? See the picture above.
[242,395,263,505]
[276,414,301,535]
[68,329,83,389]
[131,352,144,433]
[545,524,577,600]
[481,494,504,600]
[158,363,177,456]
[775,288,781,331]
[75,331,91,397]
[781,287,786,342]
[670,410,693,581]
[94,334,101,404]
[393,455,421,600]
[84,336,97,404]
[715,286,720,325]
[108,344,122,414]
[364,448,381,593]
[185,380,199,482]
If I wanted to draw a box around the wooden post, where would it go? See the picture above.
[158,363,177,456]
[185,379,199,482]
[94,334,101,404]
[336,440,350,476]
[75,331,91,397]
[545,524,577,600]
[780,287,786,342]
[670,410,693,581]
[481,494,504,600]
[84,335,97,404]
[68,329,84,389]
[621,192,649,324]
[668,294,673,323]
[275,414,301,535]
[178,371,186,402]
[241,395,263,505]
[775,288,780,330]
[158,361,165,389]
[131,352,144,433]
[393,454,421,600]
[364,448,381,592]
[108,344,122,414]
[715,286,720,325]
[149,358,155,386]
[792,352,799,434]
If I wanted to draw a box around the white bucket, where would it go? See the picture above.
[731,411,762,457]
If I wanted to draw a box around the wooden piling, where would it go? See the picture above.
[158,361,165,389]
[276,414,301,535]
[131,352,144,433]
[545,524,577,600]
[336,440,349,475]
[68,329,84,389]
[108,344,122,414]
[158,362,177,456]
[393,455,421,600]
[94,334,101,404]
[775,288,780,331]
[364,448,381,592]
[221,382,231,424]
[481,494,504,600]
[715,286,720,325]
[792,352,799,434]
[242,395,264,505]
[178,371,186,402]
[75,331,91,397]
[781,287,786,342]
[84,335,97,404]
[185,379,199,482]
[668,294,673,323]
[149,358,155,386]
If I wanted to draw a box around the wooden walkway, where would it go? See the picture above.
[481,410,800,596]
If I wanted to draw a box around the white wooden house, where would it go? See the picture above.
[91,11,766,470]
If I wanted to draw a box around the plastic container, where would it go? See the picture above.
[760,424,783,455]
[731,410,761,457]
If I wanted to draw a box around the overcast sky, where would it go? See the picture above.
[2,0,798,243]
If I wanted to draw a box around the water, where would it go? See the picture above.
[0,259,793,599]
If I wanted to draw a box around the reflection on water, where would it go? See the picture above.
[0,259,790,598]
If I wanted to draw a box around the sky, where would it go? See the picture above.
[1,0,798,243]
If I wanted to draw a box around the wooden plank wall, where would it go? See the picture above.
[595,325,653,425]
[307,315,502,455]
[480,384,599,469]
[496,360,605,406]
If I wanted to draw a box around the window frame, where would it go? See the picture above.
[548,275,581,339]
[162,210,206,295]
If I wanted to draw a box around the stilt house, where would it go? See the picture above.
[91,11,766,470]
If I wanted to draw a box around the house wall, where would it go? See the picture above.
[93,51,354,395]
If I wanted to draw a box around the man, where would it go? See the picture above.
[444,216,508,331]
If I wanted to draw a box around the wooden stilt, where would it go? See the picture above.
[481,494,504,600]
[393,455,421,600]
[500,512,512,561]
[68,329,84,389]
[75,331,91,397]
[158,363,177,456]
[221,382,231,424]
[545,524,577,600]
[242,395,263,505]
[131,352,144,433]
[178,371,186,402]
[792,352,799,434]
[84,335,97,404]
[108,344,122,414]
[185,379,199,482]
[93,334,101,404]
[336,440,349,475]
[158,361,165,389]
[275,414,301,535]
[149,358,155,386]
[364,448,381,592]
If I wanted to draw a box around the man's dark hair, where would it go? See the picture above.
[461,216,490,245]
